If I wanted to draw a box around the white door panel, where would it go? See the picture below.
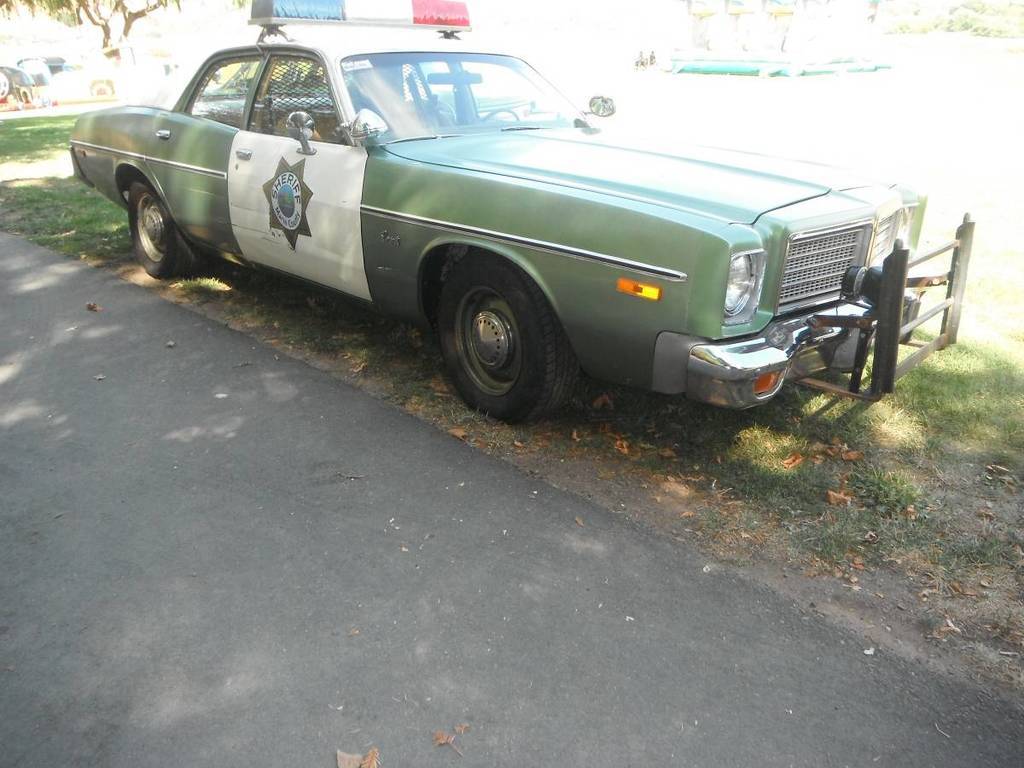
[227,131,371,301]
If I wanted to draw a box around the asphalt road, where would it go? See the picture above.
[1,233,1021,767]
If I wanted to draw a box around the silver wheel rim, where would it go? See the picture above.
[454,288,521,396]
[136,193,167,264]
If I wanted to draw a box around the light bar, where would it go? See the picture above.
[250,0,471,30]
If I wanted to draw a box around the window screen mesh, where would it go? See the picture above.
[250,56,342,142]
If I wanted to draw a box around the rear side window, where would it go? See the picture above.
[249,55,343,143]
[188,58,261,128]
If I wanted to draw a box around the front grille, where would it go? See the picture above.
[870,212,899,263]
[778,225,869,310]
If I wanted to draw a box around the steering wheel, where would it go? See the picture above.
[434,99,457,127]
[481,108,521,123]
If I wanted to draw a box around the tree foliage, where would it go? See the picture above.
[0,0,181,48]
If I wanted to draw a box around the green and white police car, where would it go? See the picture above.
[70,0,971,421]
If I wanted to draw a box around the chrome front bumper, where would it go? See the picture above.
[651,303,871,408]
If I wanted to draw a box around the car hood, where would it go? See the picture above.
[382,129,889,225]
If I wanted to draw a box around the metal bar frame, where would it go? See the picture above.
[797,213,974,402]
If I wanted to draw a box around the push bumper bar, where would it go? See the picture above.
[654,214,975,408]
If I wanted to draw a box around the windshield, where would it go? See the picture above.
[340,52,580,143]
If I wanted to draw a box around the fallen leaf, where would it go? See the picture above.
[574,516,585,527]
[571,429,581,442]
[429,376,451,396]
[347,628,360,636]
[433,730,463,756]
[337,748,381,768]
[93,374,105,381]
[513,440,525,449]
[781,452,805,470]
[850,556,865,571]
[165,340,176,348]
[85,302,101,312]
[399,544,409,552]
[949,581,979,598]
[679,510,696,518]
[841,449,864,462]
[826,489,853,506]
[448,427,468,440]
[863,647,875,656]
[591,392,614,411]
[351,361,368,375]
[614,437,630,455]
[454,724,470,735]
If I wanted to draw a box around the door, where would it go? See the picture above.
[149,55,262,253]
[227,54,371,301]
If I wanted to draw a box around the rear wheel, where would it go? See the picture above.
[438,254,578,422]
[90,80,114,98]
[128,182,196,279]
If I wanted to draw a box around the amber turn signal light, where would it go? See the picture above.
[616,278,662,301]
[753,370,783,396]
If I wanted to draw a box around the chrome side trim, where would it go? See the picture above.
[360,205,687,282]
[69,140,228,180]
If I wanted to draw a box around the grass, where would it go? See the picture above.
[0,176,127,261]
[0,116,77,164]
[2,100,1021,667]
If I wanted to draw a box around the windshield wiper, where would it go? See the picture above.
[500,125,544,132]
[383,134,458,145]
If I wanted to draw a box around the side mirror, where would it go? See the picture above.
[349,108,388,142]
[286,110,316,156]
[587,95,616,118]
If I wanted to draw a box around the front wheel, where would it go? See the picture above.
[128,182,196,279]
[438,255,578,422]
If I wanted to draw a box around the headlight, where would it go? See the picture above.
[724,250,765,323]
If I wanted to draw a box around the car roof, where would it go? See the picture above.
[232,26,517,61]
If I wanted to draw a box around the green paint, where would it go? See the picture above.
[72,106,240,253]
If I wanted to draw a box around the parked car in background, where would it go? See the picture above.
[0,65,42,110]
[50,61,118,101]
[16,55,117,103]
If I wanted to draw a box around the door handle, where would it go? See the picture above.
[235,149,253,161]
[155,129,171,140]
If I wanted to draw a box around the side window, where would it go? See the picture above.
[249,56,343,143]
[188,58,261,128]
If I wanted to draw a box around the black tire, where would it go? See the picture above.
[438,254,579,422]
[128,182,197,279]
